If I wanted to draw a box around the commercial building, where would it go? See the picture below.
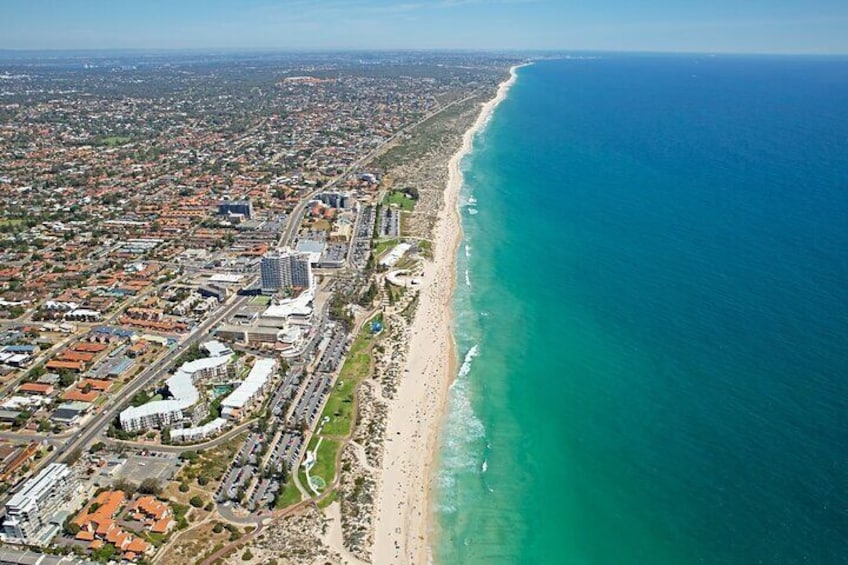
[260,249,312,292]
[2,463,78,546]
[119,355,232,432]
[217,200,253,219]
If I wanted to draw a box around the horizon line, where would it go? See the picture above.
[1,47,847,58]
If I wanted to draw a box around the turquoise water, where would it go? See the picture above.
[435,56,848,564]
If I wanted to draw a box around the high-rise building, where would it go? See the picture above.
[2,463,78,546]
[260,249,312,292]
[315,191,351,210]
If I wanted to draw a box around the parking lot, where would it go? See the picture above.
[114,452,180,484]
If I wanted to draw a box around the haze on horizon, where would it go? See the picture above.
[2,0,847,55]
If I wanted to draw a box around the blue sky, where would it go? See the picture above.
[2,0,847,53]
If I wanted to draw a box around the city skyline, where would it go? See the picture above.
[2,0,848,54]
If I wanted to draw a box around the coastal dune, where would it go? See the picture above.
[372,64,524,564]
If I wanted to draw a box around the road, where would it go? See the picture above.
[102,417,256,454]
[33,287,255,476]
[279,91,482,250]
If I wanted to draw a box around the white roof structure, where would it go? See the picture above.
[209,273,243,283]
[120,355,231,422]
[170,418,227,442]
[1,395,44,410]
[221,358,276,414]
[65,308,101,318]
[295,239,326,264]
[201,340,233,358]
[379,242,412,267]
[262,286,314,320]
[6,463,70,512]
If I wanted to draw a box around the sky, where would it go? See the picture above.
[1,0,847,54]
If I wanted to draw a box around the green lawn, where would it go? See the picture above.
[307,437,341,492]
[383,190,416,212]
[274,479,301,509]
[96,136,131,146]
[373,238,399,257]
[250,295,271,306]
[318,320,376,437]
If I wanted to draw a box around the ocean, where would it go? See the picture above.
[434,55,848,564]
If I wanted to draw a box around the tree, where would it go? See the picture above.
[179,450,198,463]
[113,478,137,495]
[189,495,203,508]
[58,371,76,387]
[65,447,83,465]
[242,549,253,561]
[63,519,80,536]
[138,478,161,495]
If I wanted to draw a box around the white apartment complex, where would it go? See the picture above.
[119,354,232,432]
[2,463,77,546]
[169,417,228,443]
[221,358,277,420]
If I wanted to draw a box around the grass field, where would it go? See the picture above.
[275,479,301,509]
[307,437,341,492]
[96,136,132,146]
[373,238,399,258]
[384,190,416,212]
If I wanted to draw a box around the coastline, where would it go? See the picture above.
[371,63,525,565]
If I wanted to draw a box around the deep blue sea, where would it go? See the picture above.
[434,55,848,564]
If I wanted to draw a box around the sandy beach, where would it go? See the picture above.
[371,64,524,565]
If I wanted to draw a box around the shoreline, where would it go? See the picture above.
[371,63,526,565]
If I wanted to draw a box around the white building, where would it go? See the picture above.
[221,358,277,420]
[260,248,312,292]
[261,286,315,325]
[379,242,412,268]
[170,417,228,443]
[201,340,233,358]
[2,463,77,546]
[119,354,232,432]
